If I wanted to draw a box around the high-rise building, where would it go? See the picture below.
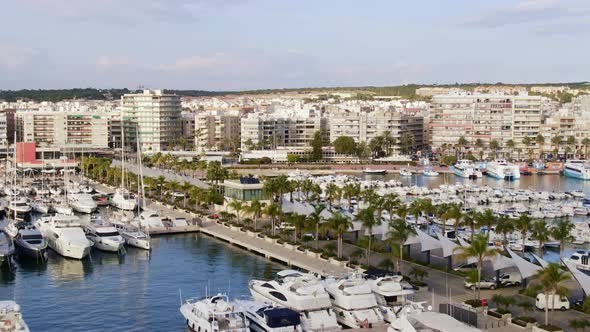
[0,109,16,155]
[194,110,241,152]
[121,90,182,152]
[429,92,542,157]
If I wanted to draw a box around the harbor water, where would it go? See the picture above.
[0,232,283,331]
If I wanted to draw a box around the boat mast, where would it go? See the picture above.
[136,123,145,209]
[12,130,16,221]
[121,106,125,191]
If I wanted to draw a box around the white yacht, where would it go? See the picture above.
[68,193,98,214]
[14,225,48,261]
[422,167,439,177]
[564,250,590,270]
[180,294,249,332]
[6,197,31,217]
[36,214,93,260]
[111,189,137,211]
[453,160,482,179]
[239,301,302,332]
[50,198,74,215]
[564,160,590,180]
[31,198,50,214]
[133,209,164,229]
[323,275,384,328]
[250,270,340,332]
[83,224,125,252]
[399,169,412,177]
[485,159,520,180]
[362,169,387,175]
[369,275,415,323]
[0,301,30,332]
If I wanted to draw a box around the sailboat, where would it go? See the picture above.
[111,115,137,211]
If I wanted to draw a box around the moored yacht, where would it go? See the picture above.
[83,223,125,252]
[249,270,340,332]
[14,225,48,261]
[368,275,415,323]
[180,293,249,332]
[239,301,302,332]
[323,275,384,328]
[0,301,30,332]
[564,250,590,270]
[485,159,520,180]
[363,169,387,175]
[68,193,98,214]
[422,167,439,177]
[453,160,482,179]
[0,230,15,266]
[36,214,93,259]
[563,160,590,180]
[6,197,31,218]
[31,198,50,214]
[111,189,137,211]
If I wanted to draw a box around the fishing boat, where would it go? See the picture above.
[563,160,590,180]
[422,167,439,177]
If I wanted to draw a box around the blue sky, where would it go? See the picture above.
[1,0,589,90]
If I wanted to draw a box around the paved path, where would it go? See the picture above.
[111,159,209,188]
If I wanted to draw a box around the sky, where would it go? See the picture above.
[1,0,589,90]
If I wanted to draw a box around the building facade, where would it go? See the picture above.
[195,110,241,152]
[121,90,182,152]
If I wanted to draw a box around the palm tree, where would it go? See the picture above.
[383,193,401,224]
[441,203,463,233]
[551,135,563,160]
[454,234,500,300]
[506,139,515,159]
[551,218,574,258]
[515,214,533,253]
[307,204,326,249]
[154,175,167,200]
[325,183,340,211]
[475,139,484,159]
[325,212,353,258]
[567,136,576,158]
[343,183,360,210]
[582,137,590,159]
[477,209,497,240]
[495,215,514,246]
[264,203,282,236]
[489,140,500,159]
[356,207,380,266]
[287,213,307,243]
[463,210,478,241]
[536,134,546,160]
[531,220,550,250]
[534,263,571,327]
[458,136,468,159]
[408,199,423,227]
[387,218,416,273]
[522,136,532,160]
[399,132,415,155]
[228,200,244,224]
[244,199,263,230]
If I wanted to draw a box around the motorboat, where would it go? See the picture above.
[453,160,482,179]
[564,250,590,270]
[363,169,387,175]
[249,270,340,332]
[368,275,415,323]
[399,169,412,177]
[31,198,50,214]
[80,184,94,194]
[239,301,302,332]
[563,160,590,180]
[36,214,93,260]
[6,197,31,217]
[50,198,74,215]
[82,223,125,252]
[111,217,151,250]
[422,167,439,177]
[68,193,98,214]
[0,301,30,332]
[14,225,48,261]
[387,302,479,332]
[180,294,249,332]
[0,230,15,266]
[132,209,164,229]
[92,194,110,206]
[322,275,384,328]
[485,159,520,180]
[111,189,137,211]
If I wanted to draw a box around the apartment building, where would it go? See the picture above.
[195,110,241,152]
[0,109,16,155]
[121,90,182,152]
[429,92,542,157]
[240,109,327,150]
[328,107,424,152]
[17,111,109,149]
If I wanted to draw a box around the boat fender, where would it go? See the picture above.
[362,319,369,328]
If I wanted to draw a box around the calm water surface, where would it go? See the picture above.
[0,233,283,332]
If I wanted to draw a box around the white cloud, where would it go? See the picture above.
[0,46,38,70]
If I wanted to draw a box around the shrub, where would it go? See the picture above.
[487,310,503,318]
[260,157,272,164]
[514,316,536,323]
[465,299,484,307]
[538,325,562,331]
[495,308,511,315]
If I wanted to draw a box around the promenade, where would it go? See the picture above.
[111,159,209,188]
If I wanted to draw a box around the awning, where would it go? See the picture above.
[436,232,459,258]
[563,260,590,296]
[505,247,542,279]
[492,254,516,271]
[416,228,442,252]
[530,252,549,268]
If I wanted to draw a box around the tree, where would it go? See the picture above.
[531,220,550,250]
[441,203,463,233]
[582,137,590,159]
[489,140,500,159]
[356,207,380,266]
[569,319,590,332]
[206,161,228,189]
[228,200,244,224]
[324,183,340,211]
[534,263,571,327]
[286,213,307,243]
[475,139,484,157]
[381,131,397,156]
[307,204,326,249]
[287,154,300,164]
[244,199,262,230]
[387,218,416,273]
[458,136,468,158]
[400,133,415,155]
[567,135,576,158]
[495,215,514,245]
[325,212,352,258]
[310,130,323,161]
[454,234,500,300]
[264,203,282,236]
[383,193,401,224]
[551,218,574,258]
[551,135,563,160]
[369,136,385,158]
[515,214,533,253]
[333,136,357,155]
[355,141,371,160]
[476,209,496,241]
[506,139,515,159]
[536,134,546,160]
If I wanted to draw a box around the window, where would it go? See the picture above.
[261,283,275,289]
[269,291,287,302]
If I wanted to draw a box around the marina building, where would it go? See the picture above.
[195,110,241,152]
[328,107,424,152]
[429,92,542,158]
[121,90,182,152]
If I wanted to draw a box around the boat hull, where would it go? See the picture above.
[564,168,590,180]
[15,240,48,261]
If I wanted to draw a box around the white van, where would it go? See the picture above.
[495,272,522,286]
[535,293,570,310]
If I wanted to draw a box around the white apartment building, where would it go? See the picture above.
[429,92,543,157]
[0,109,15,155]
[195,110,241,152]
[328,106,424,152]
[17,111,109,149]
[121,90,182,152]
[240,109,327,150]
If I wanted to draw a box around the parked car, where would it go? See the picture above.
[276,222,295,231]
[535,293,570,311]
[464,278,497,290]
[494,272,522,287]
[453,262,477,272]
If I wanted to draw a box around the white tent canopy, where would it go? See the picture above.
[436,233,459,258]
[415,228,442,252]
[506,247,542,279]
[563,260,590,296]
[531,253,549,269]
[492,254,516,271]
